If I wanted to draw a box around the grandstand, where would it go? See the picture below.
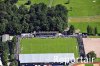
[19,53,75,66]
[35,31,58,37]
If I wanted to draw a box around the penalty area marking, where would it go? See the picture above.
[93,0,96,3]
[21,47,23,51]
[76,46,77,49]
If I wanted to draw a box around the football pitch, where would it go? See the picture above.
[20,38,79,58]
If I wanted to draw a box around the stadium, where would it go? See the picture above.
[19,37,79,66]
[16,0,100,66]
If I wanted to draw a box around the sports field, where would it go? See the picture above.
[20,38,79,58]
[17,0,100,17]
[83,38,100,58]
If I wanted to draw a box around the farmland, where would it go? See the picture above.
[20,38,79,58]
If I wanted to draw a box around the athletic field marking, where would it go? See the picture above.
[48,0,54,7]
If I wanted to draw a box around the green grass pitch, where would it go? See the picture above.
[20,38,79,58]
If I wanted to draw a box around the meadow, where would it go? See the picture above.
[17,0,100,17]
[69,22,100,33]
[17,0,100,33]
[20,37,79,58]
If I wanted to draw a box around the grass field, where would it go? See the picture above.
[17,0,49,6]
[20,38,79,58]
[17,0,100,33]
[17,0,100,17]
[94,58,100,62]
[69,22,100,33]
[85,64,93,66]
[88,36,100,38]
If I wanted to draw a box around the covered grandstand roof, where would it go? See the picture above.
[19,53,75,63]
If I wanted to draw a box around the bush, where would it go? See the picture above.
[87,51,96,60]
[25,0,31,5]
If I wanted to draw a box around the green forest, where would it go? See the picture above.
[0,0,68,35]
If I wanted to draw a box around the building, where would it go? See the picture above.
[0,57,2,66]
[35,31,58,37]
[2,34,13,42]
[21,33,34,38]
[19,53,75,66]
[0,60,2,66]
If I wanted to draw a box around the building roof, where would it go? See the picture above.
[0,60,2,65]
[19,53,75,63]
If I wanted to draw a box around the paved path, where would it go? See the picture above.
[76,34,85,57]
[14,36,20,60]
[68,15,100,22]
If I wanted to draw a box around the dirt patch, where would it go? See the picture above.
[73,64,85,66]
[83,38,100,58]
[73,62,100,66]
[77,64,85,66]
[69,15,100,22]
[94,64,99,66]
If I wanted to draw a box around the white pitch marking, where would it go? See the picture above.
[93,0,96,3]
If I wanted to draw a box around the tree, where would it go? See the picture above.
[25,0,31,5]
[4,0,18,4]
[28,23,34,32]
[6,23,15,34]
[1,42,9,66]
[22,22,29,33]
[87,25,93,35]
[2,42,9,53]
[94,27,98,35]
[14,23,22,34]
[68,25,75,35]
[10,0,18,4]
[9,60,18,66]
[0,2,68,34]
[0,1,6,11]
[1,51,8,66]
[0,23,6,35]
[18,5,28,15]
[11,5,18,13]
[56,17,63,32]
[87,51,96,60]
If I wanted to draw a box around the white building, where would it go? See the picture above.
[0,58,3,66]
[0,60,2,66]
[21,33,34,38]
[2,34,13,42]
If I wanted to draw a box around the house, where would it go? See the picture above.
[2,34,13,42]
[0,57,2,66]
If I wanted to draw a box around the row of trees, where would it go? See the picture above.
[66,25,98,35]
[0,37,18,66]
[87,25,98,35]
[0,0,68,35]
